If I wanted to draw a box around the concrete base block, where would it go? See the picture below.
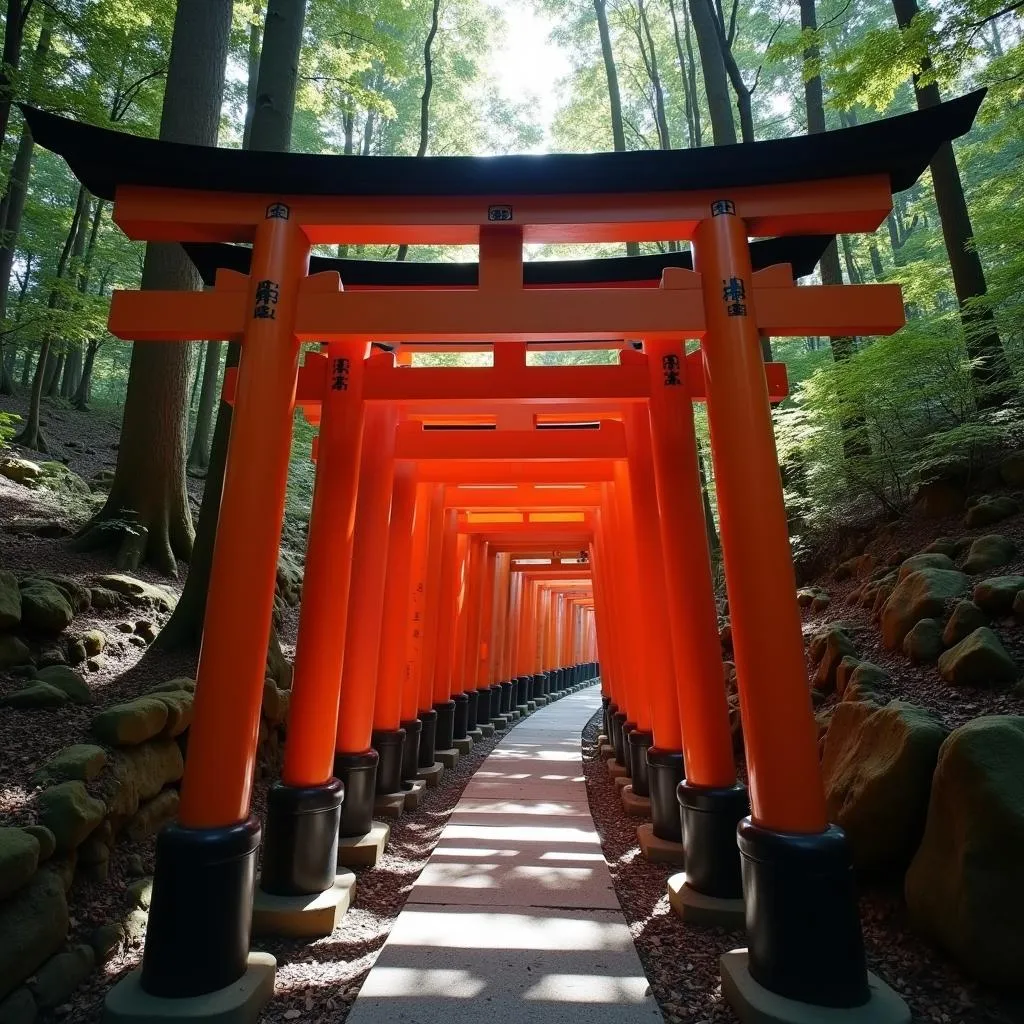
[637,822,686,865]
[337,821,390,868]
[490,718,507,732]
[607,757,628,779]
[436,748,460,770]
[454,737,473,756]
[103,952,276,1023]
[252,871,356,938]
[467,728,484,742]
[614,774,631,791]
[526,701,536,712]
[402,779,426,811]
[373,790,406,819]
[480,723,495,737]
[534,697,548,706]
[598,743,615,759]
[667,873,744,929]
[501,713,515,725]
[417,762,444,788]
[509,710,521,720]
[720,950,910,1024]
[621,784,651,818]
[597,734,609,746]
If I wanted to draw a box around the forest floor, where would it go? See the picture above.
[3,394,1024,1023]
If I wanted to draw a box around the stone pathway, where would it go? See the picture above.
[346,684,662,1024]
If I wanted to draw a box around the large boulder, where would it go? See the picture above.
[25,576,90,614]
[0,829,39,902]
[0,986,36,1023]
[841,662,890,704]
[880,569,968,649]
[31,745,107,787]
[942,600,987,648]
[35,462,89,496]
[93,574,175,613]
[0,457,43,487]
[897,552,955,581]
[962,534,1017,574]
[966,495,1019,528]
[91,697,168,747]
[106,741,184,820]
[902,618,943,664]
[906,716,1024,986]
[151,690,193,738]
[0,870,69,1002]
[0,635,31,670]
[28,944,95,1011]
[0,570,21,630]
[938,627,1018,688]
[32,667,91,706]
[36,782,105,853]
[1,683,67,710]
[972,575,1024,616]
[18,582,73,635]
[125,790,180,841]
[823,701,947,874]
[922,537,959,558]
[811,629,858,694]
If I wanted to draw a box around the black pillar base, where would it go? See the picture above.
[647,747,684,842]
[500,681,514,713]
[517,675,530,707]
[601,696,612,738]
[611,711,627,766]
[261,779,343,897]
[434,700,456,751]
[489,684,502,719]
[465,690,479,730]
[531,673,545,701]
[543,671,553,698]
[739,819,869,1008]
[627,729,653,797]
[372,728,406,795]
[621,721,637,776]
[333,750,379,837]
[476,688,492,727]
[452,692,470,741]
[417,709,438,769]
[141,817,260,997]
[678,780,748,900]
[400,719,423,782]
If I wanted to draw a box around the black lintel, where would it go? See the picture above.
[20,90,984,203]
[182,234,834,289]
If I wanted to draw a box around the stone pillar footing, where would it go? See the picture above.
[402,779,426,811]
[436,748,459,770]
[337,821,390,868]
[637,822,685,865]
[104,953,276,1023]
[720,951,909,1024]
[621,784,651,818]
[454,737,473,756]
[253,870,356,938]
[667,873,744,930]
[417,762,444,788]
[607,757,628,780]
[373,790,406,819]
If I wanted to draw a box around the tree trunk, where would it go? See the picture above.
[668,0,699,147]
[73,338,99,409]
[704,0,753,142]
[892,0,1014,409]
[637,0,671,150]
[593,0,639,255]
[186,339,222,476]
[19,344,32,386]
[155,0,307,650]
[60,346,81,397]
[0,0,34,169]
[396,0,440,263]
[73,0,233,574]
[687,0,736,145]
[242,1,263,149]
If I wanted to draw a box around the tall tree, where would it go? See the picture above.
[185,339,222,475]
[0,0,36,167]
[891,0,1015,409]
[687,0,736,144]
[396,0,441,263]
[156,0,308,653]
[668,0,700,147]
[73,0,234,574]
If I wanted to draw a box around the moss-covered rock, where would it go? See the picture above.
[1,683,67,710]
[24,576,90,614]
[93,574,175,613]
[0,870,69,1002]
[0,635,31,670]
[880,568,968,649]
[36,782,105,853]
[151,690,192,738]
[823,701,947,874]
[972,574,1024,616]
[17,583,73,635]
[0,456,43,487]
[0,570,21,631]
[906,716,1024,986]
[91,697,168,747]
[942,600,987,648]
[28,944,94,1011]
[965,495,1020,528]
[843,662,890,704]
[32,667,91,706]
[31,745,107,787]
[80,630,105,657]
[106,742,184,820]
[898,552,956,581]
[0,829,39,902]
[125,790,179,842]
[902,618,943,664]
[938,627,1018,687]
[962,534,1017,575]
[22,827,55,864]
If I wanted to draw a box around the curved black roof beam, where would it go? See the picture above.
[182,235,834,289]
[21,91,983,202]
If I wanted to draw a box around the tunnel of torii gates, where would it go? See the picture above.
[24,88,982,1024]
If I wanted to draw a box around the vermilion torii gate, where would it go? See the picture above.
[23,90,983,1024]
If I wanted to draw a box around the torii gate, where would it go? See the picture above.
[22,89,984,1024]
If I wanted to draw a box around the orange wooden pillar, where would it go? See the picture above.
[695,205,869,1007]
[402,482,432,778]
[458,537,488,736]
[448,531,472,737]
[431,508,460,750]
[624,408,682,812]
[373,458,418,794]
[259,341,368,902]
[644,335,748,911]
[334,403,397,837]
[416,484,447,770]
[144,208,310,997]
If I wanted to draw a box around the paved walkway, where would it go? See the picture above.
[347,685,662,1024]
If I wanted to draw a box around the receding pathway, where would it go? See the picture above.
[346,685,662,1024]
